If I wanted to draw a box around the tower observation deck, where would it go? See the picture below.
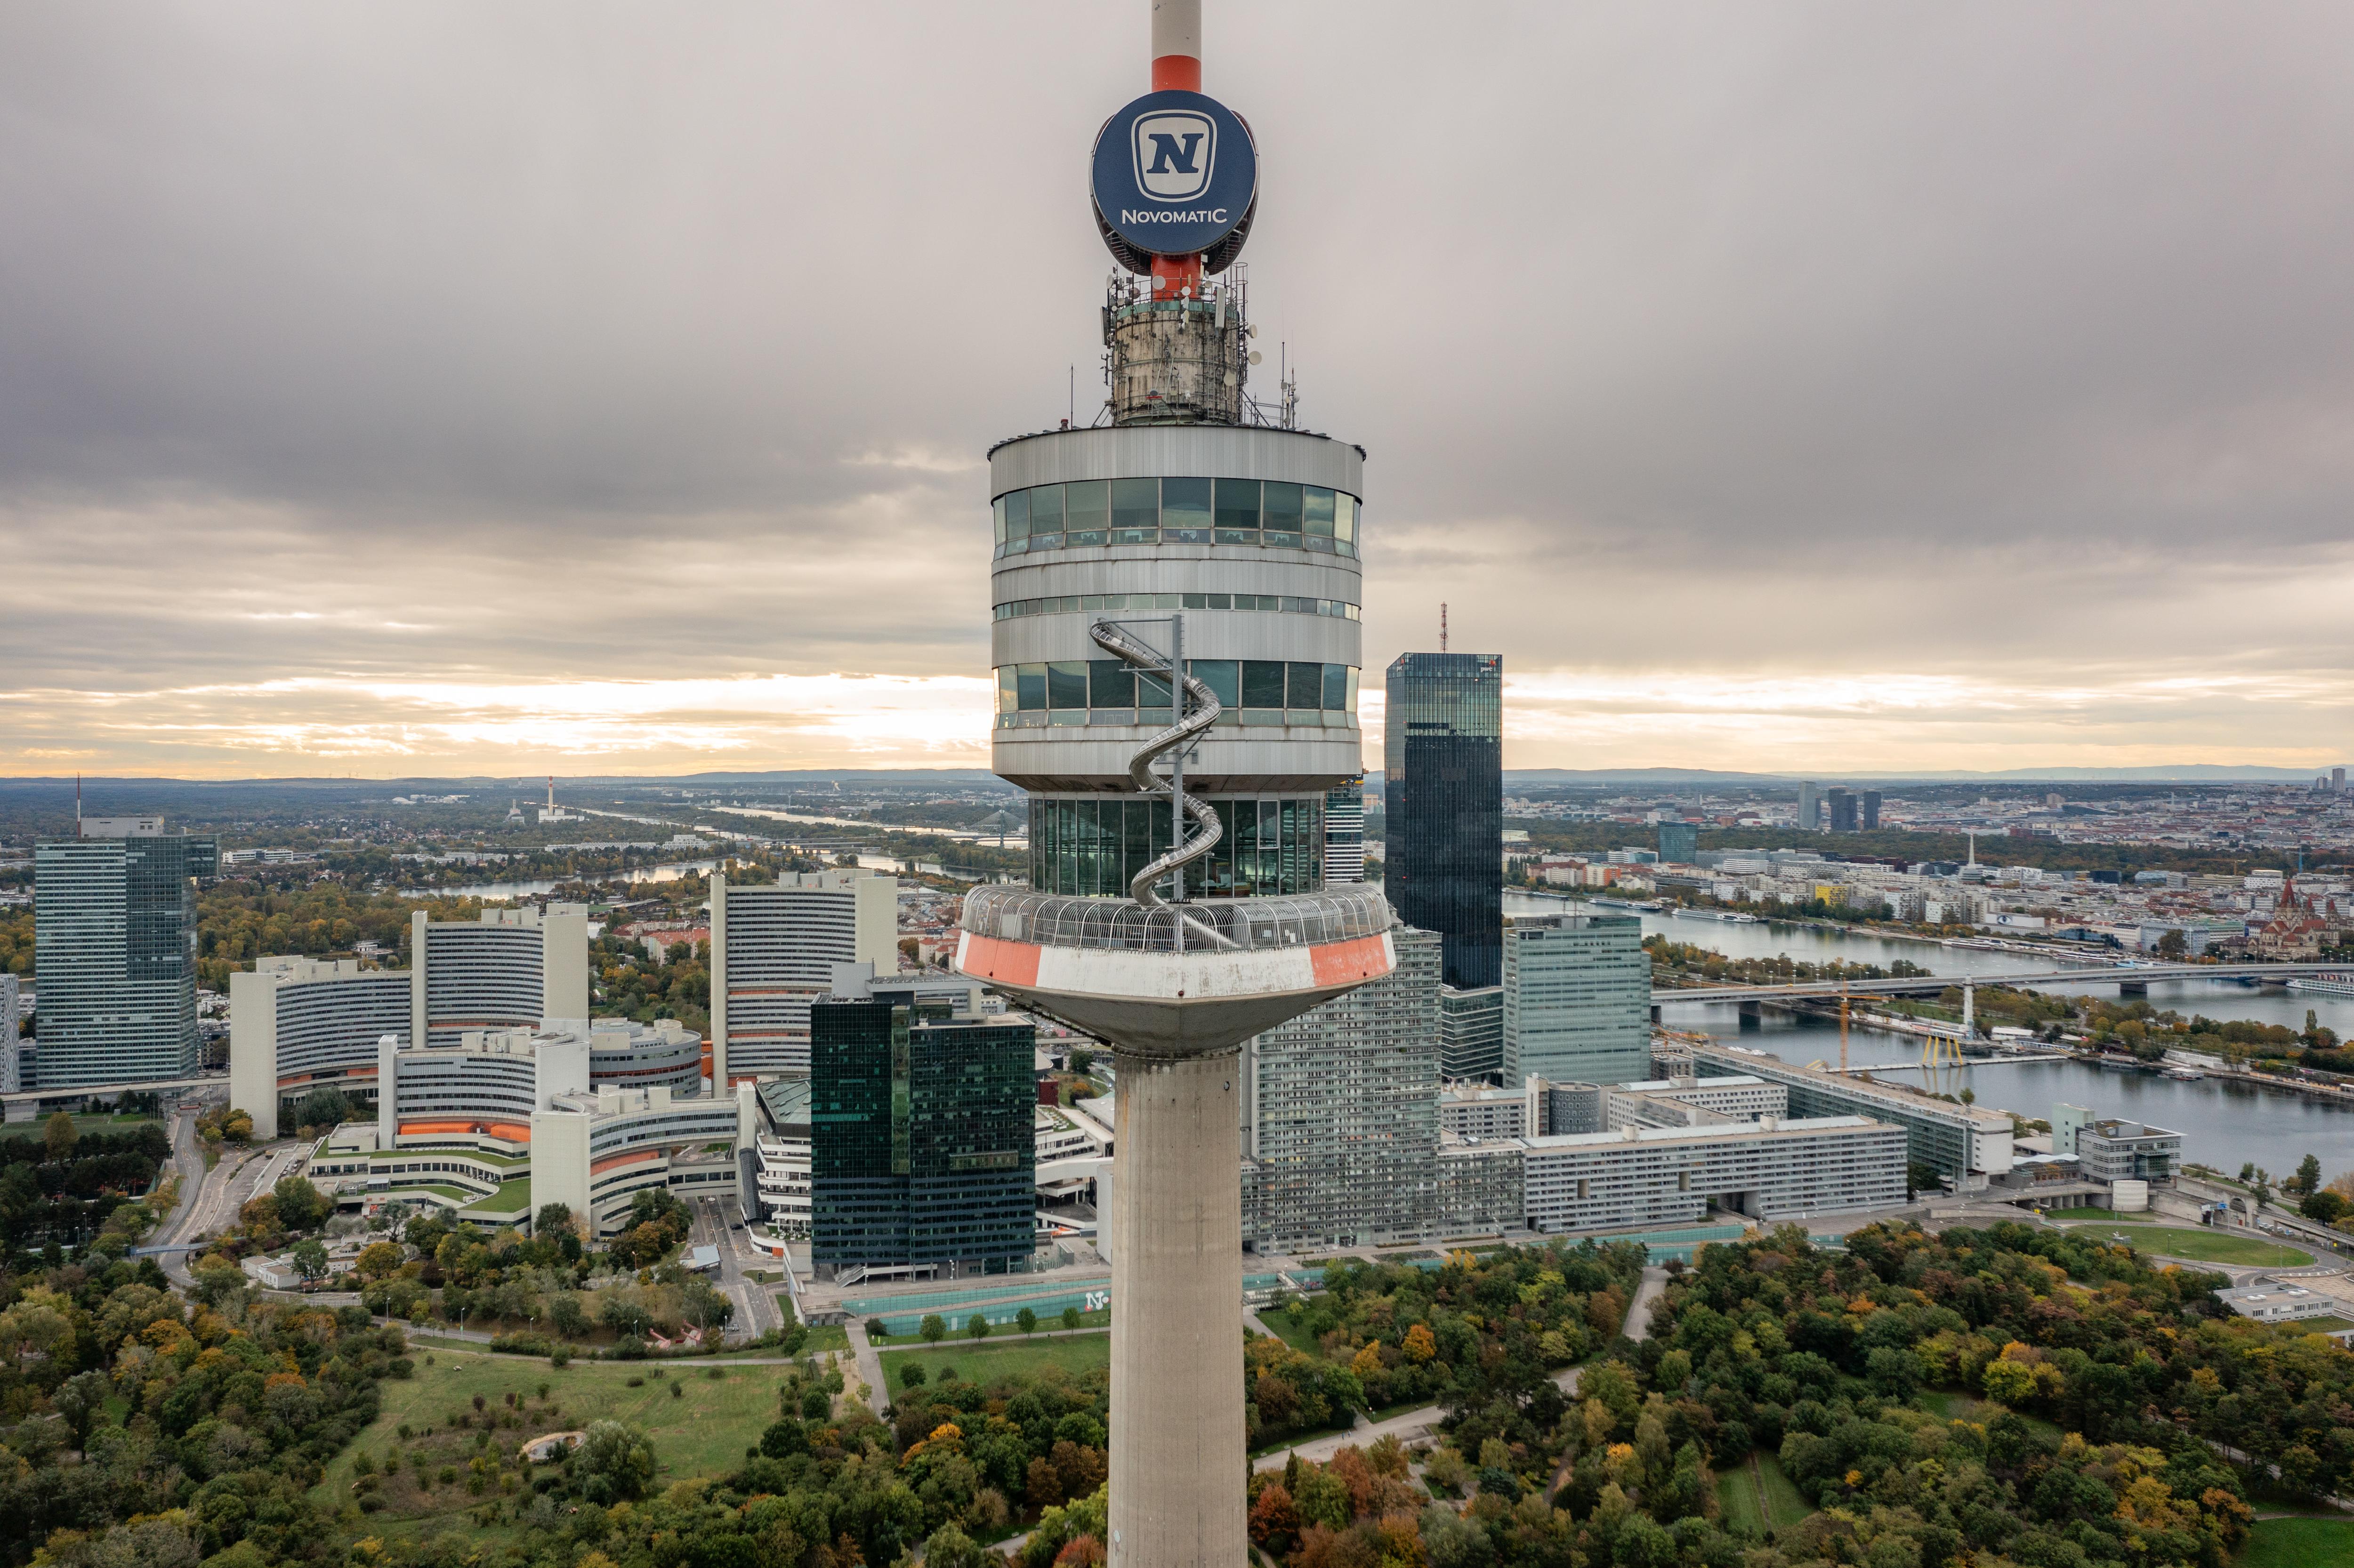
[952,5,1393,1564]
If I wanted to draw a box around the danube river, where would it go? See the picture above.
[1504,891,2354,1182]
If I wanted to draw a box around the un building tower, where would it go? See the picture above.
[954,4,1394,1563]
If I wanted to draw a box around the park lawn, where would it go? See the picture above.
[1716,1467,1765,1534]
[1754,1453,1814,1530]
[69,1113,164,1135]
[2061,1224,2313,1268]
[880,1332,1109,1391]
[2042,1207,2160,1222]
[1256,1309,1324,1356]
[2237,1516,2354,1568]
[318,1346,794,1530]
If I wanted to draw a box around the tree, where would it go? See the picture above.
[967,1314,991,1341]
[1062,1305,1082,1331]
[272,1174,330,1231]
[598,1296,653,1338]
[355,1240,404,1279]
[290,1086,354,1130]
[535,1202,576,1239]
[549,1294,587,1337]
[866,1318,888,1343]
[1017,1306,1038,1336]
[920,1313,948,1344]
[922,1525,992,1568]
[2301,1190,2349,1225]
[2157,928,2188,959]
[52,1369,109,1450]
[1068,1046,1095,1077]
[901,1363,928,1389]
[573,1420,657,1504]
[291,1238,330,1283]
[682,1281,734,1332]
[2293,1154,2324,1198]
[44,1112,78,1163]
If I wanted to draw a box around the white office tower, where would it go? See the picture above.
[953,7,1394,1561]
[408,904,588,1048]
[230,957,411,1140]
[709,869,897,1084]
[1322,777,1366,883]
[0,975,18,1095]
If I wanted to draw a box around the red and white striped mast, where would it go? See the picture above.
[1147,0,1203,304]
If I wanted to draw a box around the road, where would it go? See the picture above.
[687,1197,783,1345]
[153,1120,303,1288]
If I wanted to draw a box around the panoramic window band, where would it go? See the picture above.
[992,477,1360,558]
[992,660,1360,729]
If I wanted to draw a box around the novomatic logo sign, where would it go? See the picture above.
[1133,110,1215,201]
[1091,89,1257,260]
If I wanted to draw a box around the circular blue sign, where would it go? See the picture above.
[1090,89,1258,260]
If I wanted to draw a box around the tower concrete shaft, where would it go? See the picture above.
[1108,1052,1246,1568]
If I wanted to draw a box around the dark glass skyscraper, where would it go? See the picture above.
[1384,653,1503,990]
[809,984,1035,1279]
[34,820,217,1087]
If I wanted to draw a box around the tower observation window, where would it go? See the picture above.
[993,662,1357,730]
[992,479,1360,560]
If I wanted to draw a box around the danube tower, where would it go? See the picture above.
[952,3,1393,1563]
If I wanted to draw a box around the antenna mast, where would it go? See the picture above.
[1441,603,1448,653]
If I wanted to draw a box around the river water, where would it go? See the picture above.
[402,860,724,900]
[1503,891,2354,1182]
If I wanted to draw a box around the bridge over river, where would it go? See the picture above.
[1649,961,2348,1005]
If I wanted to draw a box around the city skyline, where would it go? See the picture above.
[7,4,2353,779]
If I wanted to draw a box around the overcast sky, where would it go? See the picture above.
[4,2,2350,780]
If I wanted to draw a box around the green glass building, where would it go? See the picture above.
[33,821,217,1088]
[809,983,1035,1279]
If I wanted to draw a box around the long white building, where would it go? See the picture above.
[709,870,896,1082]
[1520,1115,1909,1232]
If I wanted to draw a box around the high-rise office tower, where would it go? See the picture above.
[1438,983,1505,1082]
[34,817,216,1087]
[1861,790,1882,831]
[1243,927,1440,1251]
[950,6,1396,1558]
[1502,913,1651,1086]
[1385,652,1503,989]
[1322,777,1366,883]
[1657,820,1699,863]
[0,974,18,1095]
[709,868,898,1084]
[1796,781,1821,832]
[809,972,1035,1280]
[1827,788,1856,833]
[408,905,588,1049]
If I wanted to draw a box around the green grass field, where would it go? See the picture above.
[879,1332,1109,1391]
[2237,1516,2354,1568]
[1754,1454,1813,1529]
[1716,1467,1764,1533]
[1918,1388,2064,1440]
[2043,1206,2160,1222]
[1255,1309,1323,1356]
[319,1345,807,1535]
[2060,1224,2313,1268]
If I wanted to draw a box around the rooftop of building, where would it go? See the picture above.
[1524,1114,1890,1152]
[2085,1118,2182,1140]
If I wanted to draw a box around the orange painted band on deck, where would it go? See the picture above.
[1309,935,1391,988]
[960,934,1042,988]
[591,1149,660,1177]
[397,1120,532,1142]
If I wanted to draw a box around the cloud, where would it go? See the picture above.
[1,2,2349,778]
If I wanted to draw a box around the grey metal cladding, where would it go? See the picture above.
[989,426,1365,496]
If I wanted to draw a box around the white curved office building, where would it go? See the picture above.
[411,904,588,1047]
[709,869,895,1082]
[229,957,412,1140]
